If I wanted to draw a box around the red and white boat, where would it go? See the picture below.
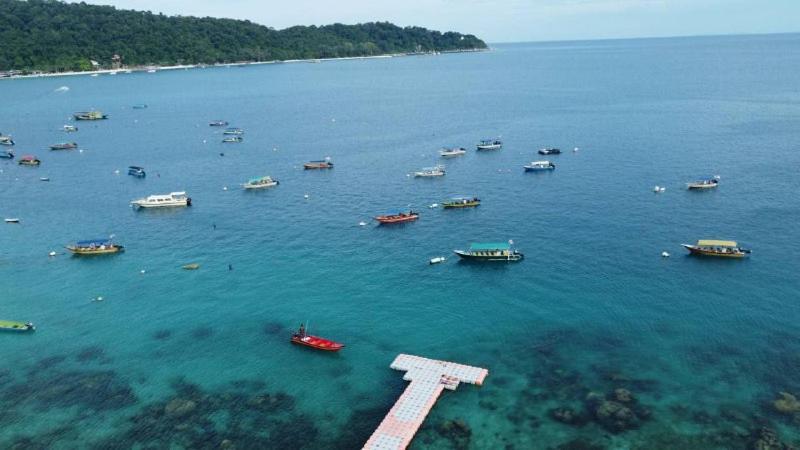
[291,324,344,352]
[374,209,419,224]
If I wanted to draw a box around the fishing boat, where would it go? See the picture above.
[5,218,20,223]
[304,158,334,169]
[209,120,229,127]
[442,196,480,208]
[476,139,502,151]
[0,135,15,146]
[0,320,35,332]
[223,127,244,135]
[291,323,344,352]
[128,166,146,178]
[222,136,243,143]
[687,176,720,190]
[524,160,556,171]
[66,238,124,255]
[414,165,446,177]
[131,191,191,209]
[242,176,279,189]
[0,150,13,159]
[440,147,466,157]
[682,240,750,258]
[50,142,78,150]
[374,209,419,224]
[73,111,108,121]
[18,155,40,166]
[454,242,523,262]
[62,125,78,132]
[538,148,561,155]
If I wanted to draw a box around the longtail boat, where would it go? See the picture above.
[374,209,419,224]
[682,240,750,258]
[454,241,523,262]
[304,158,334,169]
[442,197,480,208]
[66,238,124,255]
[0,320,35,332]
[291,324,344,352]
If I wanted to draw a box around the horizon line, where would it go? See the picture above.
[488,30,800,46]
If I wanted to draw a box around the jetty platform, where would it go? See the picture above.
[363,354,488,450]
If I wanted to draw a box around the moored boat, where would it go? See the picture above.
[0,149,13,159]
[476,139,502,150]
[442,196,480,208]
[414,165,445,177]
[128,166,146,178]
[222,136,243,143]
[18,155,40,166]
[440,147,466,157]
[50,142,78,150]
[0,320,35,332]
[4,218,20,223]
[291,323,344,352]
[73,111,108,121]
[0,135,15,146]
[304,158,334,169]
[242,176,279,189]
[62,125,78,132]
[132,104,148,109]
[223,127,244,135]
[374,209,419,224]
[209,120,229,127]
[682,240,750,258]
[66,238,124,255]
[131,191,191,209]
[454,242,523,262]
[538,148,561,155]
[687,176,720,190]
[524,160,556,171]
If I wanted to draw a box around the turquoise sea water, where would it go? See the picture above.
[1,33,800,449]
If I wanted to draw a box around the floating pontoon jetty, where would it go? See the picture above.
[363,354,488,450]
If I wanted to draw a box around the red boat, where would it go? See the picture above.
[374,210,419,224]
[303,159,334,169]
[291,324,344,352]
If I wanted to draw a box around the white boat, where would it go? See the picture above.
[131,191,191,209]
[242,176,279,189]
[476,139,502,151]
[414,165,445,177]
[439,147,466,157]
[523,161,555,171]
[62,125,78,132]
[5,218,20,223]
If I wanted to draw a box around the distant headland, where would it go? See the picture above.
[0,0,488,76]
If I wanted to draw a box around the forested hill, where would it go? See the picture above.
[0,0,488,72]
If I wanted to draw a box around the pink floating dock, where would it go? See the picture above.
[362,354,488,450]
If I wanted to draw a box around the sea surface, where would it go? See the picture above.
[1,33,800,449]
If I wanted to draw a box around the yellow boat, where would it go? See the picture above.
[0,320,35,332]
[442,197,481,208]
[682,240,750,258]
[65,238,124,255]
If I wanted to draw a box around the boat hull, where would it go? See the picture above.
[476,145,501,151]
[682,245,747,258]
[442,202,480,208]
[243,180,279,189]
[375,215,419,224]
[454,250,523,261]
[132,201,189,208]
[524,166,555,171]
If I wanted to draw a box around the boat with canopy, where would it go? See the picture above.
[476,139,502,150]
[374,209,419,224]
[442,196,480,208]
[66,238,124,255]
[242,176,279,189]
[131,192,191,209]
[682,240,750,258]
[454,242,523,261]
[524,161,555,171]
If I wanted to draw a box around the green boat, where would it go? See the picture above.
[0,320,35,332]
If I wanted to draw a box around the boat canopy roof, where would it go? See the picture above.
[383,209,413,216]
[698,239,737,247]
[470,242,511,251]
[129,166,144,170]
[76,239,112,246]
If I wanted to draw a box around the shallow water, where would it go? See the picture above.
[1,33,799,449]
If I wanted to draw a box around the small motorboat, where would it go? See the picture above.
[538,148,561,155]
[687,176,720,190]
[132,104,148,109]
[223,127,244,135]
[39,177,50,182]
[442,197,480,208]
[66,238,124,255]
[222,136,243,143]
[242,176,279,189]
[73,111,108,121]
[374,209,419,224]
[128,166,146,178]
[50,142,78,150]
[682,240,750,258]
[62,125,78,132]
[439,147,466,157]
[5,218,20,223]
[476,139,502,151]
[131,191,191,209]
[429,256,446,265]
[0,135,15,146]
[0,150,13,159]
[413,165,445,177]
[182,263,200,270]
[18,155,40,166]
[524,161,555,171]
[0,320,35,332]
[209,120,229,127]
[454,242,523,262]
[291,323,344,352]
[304,158,334,169]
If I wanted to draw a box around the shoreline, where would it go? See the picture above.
[0,48,488,81]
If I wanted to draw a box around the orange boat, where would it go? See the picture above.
[303,158,334,169]
[374,209,419,224]
[291,324,344,352]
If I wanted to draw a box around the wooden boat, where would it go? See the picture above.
[50,142,78,150]
[440,147,466,157]
[18,155,40,166]
[66,238,124,255]
[454,242,523,262]
[131,191,191,209]
[682,240,750,258]
[442,197,480,208]
[538,148,561,155]
[374,210,419,224]
[291,324,344,352]
[414,165,445,177]
[128,166,146,178]
[209,120,229,127]
[73,111,108,121]
[0,320,35,332]
[242,176,279,189]
[524,161,555,171]
[304,159,334,169]
[476,139,502,151]
[0,150,13,159]
[687,177,720,190]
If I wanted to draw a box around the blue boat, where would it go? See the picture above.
[128,166,146,178]
[0,150,13,159]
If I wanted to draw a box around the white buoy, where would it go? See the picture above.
[203,139,207,144]
[140,269,146,274]
[429,203,438,208]
[79,149,84,153]
[359,221,367,226]
[574,147,579,152]
[429,256,446,265]
[49,251,56,257]
[661,251,670,258]
[223,186,228,191]
[114,169,120,174]
[304,194,310,199]
[653,185,661,192]
[659,187,666,192]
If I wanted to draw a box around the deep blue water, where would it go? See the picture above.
[1,33,800,449]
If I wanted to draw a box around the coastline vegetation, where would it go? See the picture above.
[0,0,487,73]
